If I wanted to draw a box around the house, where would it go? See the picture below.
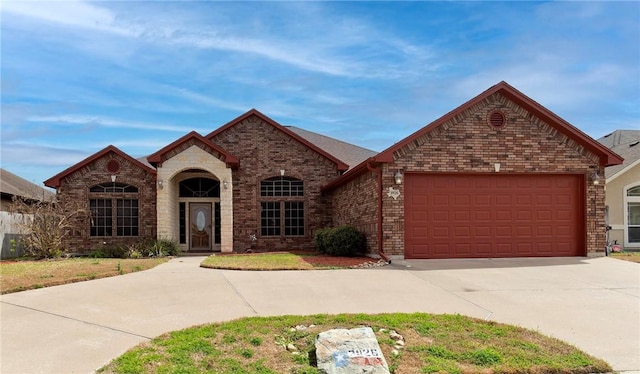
[1,168,55,258]
[45,81,622,259]
[598,130,640,250]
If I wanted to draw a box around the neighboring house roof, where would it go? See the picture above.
[44,145,156,188]
[598,130,640,180]
[147,131,240,168]
[285,126,377,170]
[1,168,54,201]
[324,80,624,191]
[206,109,350,172]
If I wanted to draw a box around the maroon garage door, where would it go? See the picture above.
[404,174,584,259]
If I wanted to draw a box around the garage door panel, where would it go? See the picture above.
[432,195,449,205]
[496,195,512,205]
[433,244,451,256]
[475,211,491,221]
[516,226,532,236]
[496,226,513,237]
[432,226,449,238]
[405,174,584,259]
[475,226,491,237]
[475,243,493,256]
[475,195,491,205]
[496,210,512,220]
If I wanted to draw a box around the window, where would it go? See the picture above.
[89,183,139,237]
[90,199,112,236]
[261,177,303,197]
[117,199,138,236]
[627,186,640,196]
[260,177,305,237]
[179,202,186,244]
[628,203,640,243]
[285,201,304,236]
[261,201,281,236]
[179,178,220,198]
[627,185,640,244]
[90,183,138,193]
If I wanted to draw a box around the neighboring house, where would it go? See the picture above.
[45,82,622,259]
[598,130,640,250]
[0,168,55,258]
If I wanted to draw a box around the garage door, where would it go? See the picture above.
[404,174,584,259]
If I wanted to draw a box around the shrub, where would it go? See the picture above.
[90,238,180,258]
[10,195,89,259]
[148,238,180,257]
[90,245,128,259]
[313,228,331,254]
[314,226,366,257]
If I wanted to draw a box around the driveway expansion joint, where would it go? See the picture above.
[403,269,494,317]
[1,300,153,340]
[219,270,259,316]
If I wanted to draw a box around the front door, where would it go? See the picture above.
[190,203,212,251]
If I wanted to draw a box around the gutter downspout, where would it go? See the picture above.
[367,161,391,264]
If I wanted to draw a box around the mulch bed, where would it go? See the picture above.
[300,255,380,267]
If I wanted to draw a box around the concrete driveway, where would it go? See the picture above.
[1,256,638,373]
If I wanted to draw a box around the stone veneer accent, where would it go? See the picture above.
[155,145,233,252]
[329,92,605,258]
[209,114,340,251]
[56,152,157,252]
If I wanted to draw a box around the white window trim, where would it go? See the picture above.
[623,182,640,248]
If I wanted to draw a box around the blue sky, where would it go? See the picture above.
[1,1,639,186]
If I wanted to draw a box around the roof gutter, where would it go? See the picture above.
[366,160,391,264]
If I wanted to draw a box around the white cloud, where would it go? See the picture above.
[2,0,141,37]
[1,142,88,167]
[27,114,193,133]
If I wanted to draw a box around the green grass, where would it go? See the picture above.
[200,252,354,270]
[98,313,611,374]
[201,253,313,270]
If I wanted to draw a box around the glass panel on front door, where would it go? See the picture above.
[628,202,640,243]
[190,203,211,250]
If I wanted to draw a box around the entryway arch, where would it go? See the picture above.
[155,145,233,253]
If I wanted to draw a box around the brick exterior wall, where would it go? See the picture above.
[330,92,604,258]
[209,114,341,251]
[330,170,379,254]
[56,153,157,253]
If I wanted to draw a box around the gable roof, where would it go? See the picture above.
[285,126,377,170]
[147,131,239,168]
[1,168,54,201]
[44,145,156,188]
[324,81,624,191]
[206,109,349,172]
[374,81,622,167]
[598,130,640,180]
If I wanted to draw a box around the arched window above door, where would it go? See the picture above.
[179,178,220,198]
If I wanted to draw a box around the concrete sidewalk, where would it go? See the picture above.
[1,256,638,373]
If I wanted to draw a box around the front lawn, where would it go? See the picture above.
[98,313,611,374]
[0,258,167,294]
[610,251,640,263]
[200,252,382,270]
